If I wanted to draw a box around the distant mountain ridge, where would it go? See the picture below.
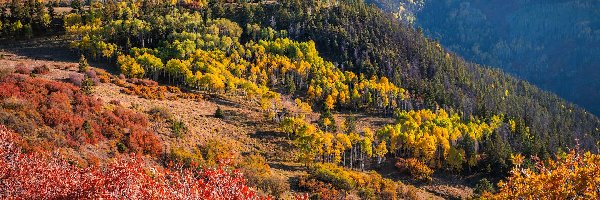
[367,0,600,115]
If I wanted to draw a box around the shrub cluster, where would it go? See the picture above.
[300,163,404,199]
[0,74,161,155]
[395,158,434,182]
[240,154,290,198]
[15,63,32,75]
[118,78,203,102]
[121,84,168,100]
[32,65,50,75]
[0,125,268,199]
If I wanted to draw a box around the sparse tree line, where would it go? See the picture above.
[281,104,519,181]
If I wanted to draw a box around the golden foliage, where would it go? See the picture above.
[485,150,600,199]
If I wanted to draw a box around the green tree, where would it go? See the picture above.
[118,54,145,78]
[81,76,94,95]
[446,147,465,172]
[71,0,82,13]
[22,23,33,39]
[48,5,55,18]
[136,53,164,80]
[482,131,512,173]
[343,116,357,135]
[318,110,337,133]
[78,55,90,72]
[474,178,495,195]
[214,107,224,118]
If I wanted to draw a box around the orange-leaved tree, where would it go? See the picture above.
[484,150,600,199]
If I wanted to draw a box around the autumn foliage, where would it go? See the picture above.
[395,158,434,182]
[484,151,600,199]
[33,65,50,75]
[300,163,406,199]
[0,74,161,155]
[0,125,268,200]
[117,77,203,101]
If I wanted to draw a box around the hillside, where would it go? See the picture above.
[216,0,600,156]
[367,0,600,115]
[0,38,444,199]
[0,0,599,199]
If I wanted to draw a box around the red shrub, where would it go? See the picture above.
[0,125,269,200]
[298,177,340,200]
[15,63,32,74]
[33,65,51,75]
[113,78,128,87]
[130,78,158,87]
[121,84,166,100]
[0,74,161,154]
[178,93,204,102]
[93,68,112,83]
[127,127,162,156]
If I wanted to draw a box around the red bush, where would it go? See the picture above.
[0,74,162,155]
[121,83,167,100]
[0,125,269,200]
[130,78,158,87]
[298,177,340,200]
[33,65,51,75]
[15,63,32,75]
[108,99,121,105]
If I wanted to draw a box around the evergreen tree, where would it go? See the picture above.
[78,55,90,72]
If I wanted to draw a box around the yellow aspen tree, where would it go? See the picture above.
[117,54,145,78]
[325,94,335,111]
[375,141,388,165]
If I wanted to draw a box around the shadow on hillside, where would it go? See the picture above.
[0,36,118,73]
[0,37,76,61]
[252,130,281,138]
[212,97,242,108]
[268,162,306,172]
[374,158,490,199]
[251,131,293,147]
[251,130,297,162]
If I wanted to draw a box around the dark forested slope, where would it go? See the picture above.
[367,0,600,116]
[213,0,600,155]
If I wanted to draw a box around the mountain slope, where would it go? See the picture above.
[215,0,600,155]
[368,0,600,115]
[0,40,443,199]
[0,0,599,199]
